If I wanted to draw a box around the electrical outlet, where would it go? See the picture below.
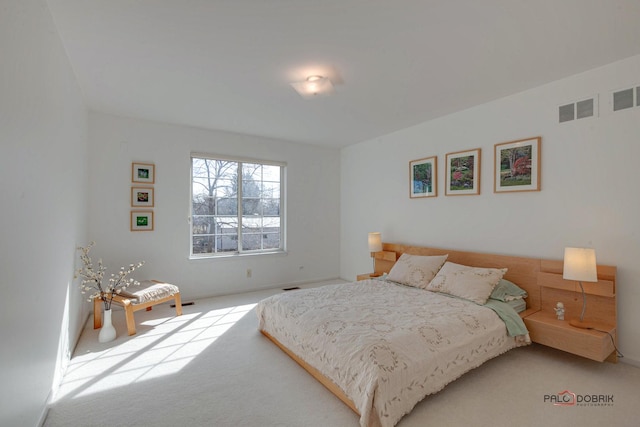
[246,268,252,278]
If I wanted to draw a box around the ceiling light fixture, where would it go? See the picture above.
[290,75,334,98]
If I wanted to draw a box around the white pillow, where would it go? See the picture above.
[387,253,448,289]
[426,261,507,305]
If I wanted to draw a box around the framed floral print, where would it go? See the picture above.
[131,186,154,207]
[131,211,154,231]
[132,162,155,184]
[410,156,437,198]
[445,148,481,196]
[494,137,541,193]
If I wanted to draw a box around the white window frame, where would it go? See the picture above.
[190,153,286,258]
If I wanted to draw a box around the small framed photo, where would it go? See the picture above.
[445,148,481,196]
[410,156,437,198]
[494,137,541,193]
[132,162,155,184]
[131,186,154,207]
[131,211,154,231]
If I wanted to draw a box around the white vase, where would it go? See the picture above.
[98,308,117,343]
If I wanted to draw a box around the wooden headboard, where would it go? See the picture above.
[373,243,617,322]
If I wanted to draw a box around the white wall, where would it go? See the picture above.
[341,54,640,364]
[87,112,341,300]
[0,1,89,425]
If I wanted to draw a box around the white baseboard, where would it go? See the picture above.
[620,356,640,368]
[274,276,346,289]
[37,397,50,427]
[41,312,91,426]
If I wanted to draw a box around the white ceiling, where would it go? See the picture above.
[47,0,640,148]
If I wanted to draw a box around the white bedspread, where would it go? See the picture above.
[256,280,526,427]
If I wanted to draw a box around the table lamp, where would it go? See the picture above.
[563,247,598,329]
[368,232,382,276]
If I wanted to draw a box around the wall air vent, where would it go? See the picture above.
[558,96,597,123]
[576,98,594,119]
[613,88,634,111]
[612,85,640,112]
[559,103,575,123]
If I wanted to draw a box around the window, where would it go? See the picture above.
[190,155,285,257]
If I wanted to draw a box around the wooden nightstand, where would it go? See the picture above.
[524,311,616,362]
[523,261,617,362]
[358,251,397,282]
[356,273,383,281]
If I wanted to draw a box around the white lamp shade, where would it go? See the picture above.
[368,232,382,252]
[563,247,598,282]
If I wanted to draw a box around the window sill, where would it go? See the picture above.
[189,250,287,261]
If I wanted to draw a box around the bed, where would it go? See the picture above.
[256,244,542,427]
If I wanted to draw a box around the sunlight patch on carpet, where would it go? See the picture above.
[51,302,256,402]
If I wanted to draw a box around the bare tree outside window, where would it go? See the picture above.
[191,156,284,256]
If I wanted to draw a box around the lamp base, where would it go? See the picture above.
[569,319,596,329]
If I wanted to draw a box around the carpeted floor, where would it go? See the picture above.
[44,282,640,427]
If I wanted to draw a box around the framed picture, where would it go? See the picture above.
[131,211,154,231]
[131,186,154,207]
[494,137,541,193]
[132,162,155,184]
[410,156,437,198]
[445,148,481,196]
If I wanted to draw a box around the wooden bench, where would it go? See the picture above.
[94,280,183,336]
